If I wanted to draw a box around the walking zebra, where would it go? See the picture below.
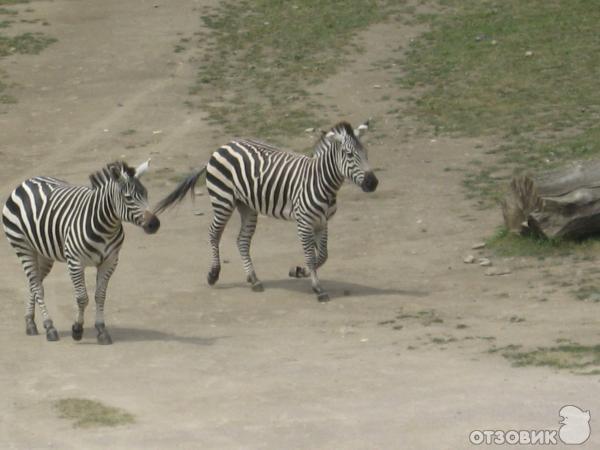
[154,120,378,302]
[2,160,160,344]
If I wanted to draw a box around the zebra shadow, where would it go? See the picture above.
[218,278,429,299]
[58,327,226,345]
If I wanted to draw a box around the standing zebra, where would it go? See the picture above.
[2,160,160,344]
[155,121,378,302]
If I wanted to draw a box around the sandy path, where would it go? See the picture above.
[0,1,598,449]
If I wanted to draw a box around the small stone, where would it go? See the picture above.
[360,338,369,343]
[373,84,382,89]
[304,127,315,133]
[485,267,512,276]
[479,258,492,267]
[472,242,486,250]
[194,211,204,216]
[525,50,533,57]
[463,255,475,264]
[491,40,497,46]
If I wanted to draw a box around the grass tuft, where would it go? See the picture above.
[501,343,600,373]
[487,227,600,258]
[54,398,135,428]
[0,32,56,56]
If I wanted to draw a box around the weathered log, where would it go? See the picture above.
[501,161,600,239]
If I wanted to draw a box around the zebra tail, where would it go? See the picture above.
[153,167,207,215]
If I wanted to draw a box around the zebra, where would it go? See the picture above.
[2,160,160,344]
[154,120,378,302]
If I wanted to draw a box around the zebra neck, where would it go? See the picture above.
[94,184,122,232]
[313,146,344,196]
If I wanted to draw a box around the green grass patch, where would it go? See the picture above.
[402,0,600,205]
[54,398,135,428]
[193,0,406,141]
[487,227,600,258]
[572,285,600,302]
[403,0,600,137]
[0,0,28,4]
[501,343,600,373]
[0,32,56,56]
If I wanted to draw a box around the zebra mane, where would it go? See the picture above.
[89,161,135,189]
[313,121,357,157]
[332,121,355,136]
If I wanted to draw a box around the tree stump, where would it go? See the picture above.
[501,161,600,239]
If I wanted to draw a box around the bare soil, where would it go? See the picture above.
[0,1,598,449]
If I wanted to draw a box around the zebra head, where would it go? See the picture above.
[325,121,379,193]
[108,161,161,234]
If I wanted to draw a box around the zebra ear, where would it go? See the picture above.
[108,164,125,182]
[134,159,151,179]
[354,120,370,138]
[325,131,343,143]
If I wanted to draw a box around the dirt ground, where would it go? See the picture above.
[1,1,598,449]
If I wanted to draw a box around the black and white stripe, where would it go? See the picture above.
[2,161,160,343]
[155,121,378,301]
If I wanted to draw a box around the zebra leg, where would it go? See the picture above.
[27,255,58,341]
[94,255,118,345]
[11,244,39,335]
[30,256,55,336]
[237,204,263,292]
[289,227,328,279]
[296,222,329,302]
[207,205,234,286]
[25,292,38,335]
[17,250,53,336]
[21,251,58,340]
[67,260,89,342]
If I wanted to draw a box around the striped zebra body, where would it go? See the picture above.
[2,161,159,343]
[207,138,339,221]
[4,176,125,264]
[155,121,378,301]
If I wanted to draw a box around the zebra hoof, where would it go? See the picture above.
[72,323,84,341]
[317,292,330,302]
[251,281,264,292]
[289,266,307,278]
[25,320,39,336]
[46,327,60,341]
[97,331,113,345]
[207,268,220,286]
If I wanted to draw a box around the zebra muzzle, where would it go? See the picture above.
[142,211,160,234]
[361,171,379,193]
